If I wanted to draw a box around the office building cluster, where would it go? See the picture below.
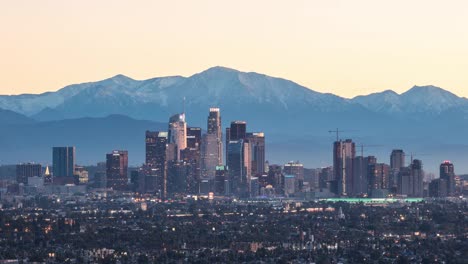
[3,110,465,199]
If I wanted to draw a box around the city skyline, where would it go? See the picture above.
[1,1,468,97]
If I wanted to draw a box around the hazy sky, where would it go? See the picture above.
[1,0,467,98]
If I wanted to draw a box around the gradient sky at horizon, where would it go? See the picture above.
[1,0,467,98]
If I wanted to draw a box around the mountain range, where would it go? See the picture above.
[1,66,468,173]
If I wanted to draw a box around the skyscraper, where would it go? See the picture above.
[390,149,405,189]
[390,149,405,170]
[352,156,376,196]
[145,131,168,197]
[368,163,390,196]
[333,139,356,196]
[229,121,247,141]
[16,163,42,184]
[168,113,187,160]
[440,161,456,196]
[399,159,424,197]
[246,132,266,176]
[227,140,250,197]
[202,133,220,179]
[411,159,424,197]
[283,161,304,181]
[202,108,223,179]
[207,108,222,154]
[52,146,75,178]
[106,150,128,191]
[187,127,202,150]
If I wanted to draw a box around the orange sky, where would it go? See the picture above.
[1,0,467,98]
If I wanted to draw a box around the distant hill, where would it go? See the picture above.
[1,67,468,173]
[0,115,166,166]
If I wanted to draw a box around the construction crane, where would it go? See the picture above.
[408,152,431,164]
[357,144,383,157]
[328,128,357,141]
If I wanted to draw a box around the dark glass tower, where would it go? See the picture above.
[145,131,168,197]
[440,161,456,196]
[52,146,75,178]
[229,121,247,141]
[16,163,42,184]
[106,150,128,191]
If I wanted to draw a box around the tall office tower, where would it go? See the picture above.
[399,159,424,197]
[368,163,390,195]
[429,178,448,197]
[145,131,168,197]
[440,161,456,196]
[168,113,187,160]
[398,167,412,196]
[16,163,42,184]
[227,140,250,197]
[353,156,377,196]
[106,150,128,191]
[318,166,333,189]
[225,127,231,164]
[187,127,202,150]
[390,149,405,170]
[411,159,424,197]
[267,164,283,193]
[201,133,219,179]
[207,108,223,162]
[230,121,247,140]
[52,146,75,178]
[390,149,405,189]
[214,165,228,195]
[283,161,304,191]
[352,157,365,196]
[333,139,356,196]
[246,132,266,176]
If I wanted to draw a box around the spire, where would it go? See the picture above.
[45,165,50,176]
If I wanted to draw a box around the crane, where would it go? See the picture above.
[356,144,383,157]
[328,128,357,141]
[408,152,431,164]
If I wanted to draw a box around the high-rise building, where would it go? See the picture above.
[187,127,202,150]
[145,131,168,197]
[390,149,405,189]
[106,150,128,191]
[398,159,424,197]
[246,132,266,176]
[16,163,42,184]
[227,140,249,197]
[368,163,390,195]
[440,161,456,196]
[390,150,405,171]
[202,134,220,179]
[429,178,447,197]
[352,156,377,196]
[208,108,223,162]
[333,139,356,196]
[229,121,247,141]
[52,146,75,178]
[318,166,333,190]
[214,165,228,195]
[411,159,424,197]
[284,175,296,197]
[202,108,223,179]
[168,113,187,160]
[283,161,304,191]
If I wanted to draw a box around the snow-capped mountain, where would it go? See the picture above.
[351,85,468,116]
[1,66,375,130]
[2,67,468,172]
